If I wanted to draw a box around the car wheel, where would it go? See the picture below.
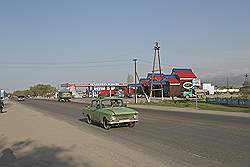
[86,115,92,124]
[103,117,110,130]
[128,122,135,128]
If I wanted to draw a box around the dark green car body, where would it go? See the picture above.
[83,98,138,129]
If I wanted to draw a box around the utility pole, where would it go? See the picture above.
[133,58,138,104]
[226,76,229,92]
[244,74,248,82]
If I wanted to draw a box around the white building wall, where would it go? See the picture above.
[202,83,215,95]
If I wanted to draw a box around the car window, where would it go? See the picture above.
[101,99,123,108]
[91,100,100,110]
[91,100,97,108]
[96,102,101,109]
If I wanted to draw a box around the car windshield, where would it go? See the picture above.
[101,99,123,108]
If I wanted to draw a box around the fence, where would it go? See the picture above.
[206,97,250,107]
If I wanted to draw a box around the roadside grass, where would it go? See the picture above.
[139,100,250,113]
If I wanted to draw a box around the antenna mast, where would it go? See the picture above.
[149,42,164,102]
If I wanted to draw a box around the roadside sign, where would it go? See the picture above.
[192,78,201,87]
[191,79,201,110]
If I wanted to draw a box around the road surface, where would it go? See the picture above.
[20,99,250,167]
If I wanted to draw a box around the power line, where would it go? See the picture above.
[0,61,130,69]
[0,58,130,65]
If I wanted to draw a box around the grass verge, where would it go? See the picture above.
[139,100,250,113]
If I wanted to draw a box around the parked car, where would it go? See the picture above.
[82,98,138,130]
[127,93,134,98]
[17,96,25,101]
[137,94,145,98]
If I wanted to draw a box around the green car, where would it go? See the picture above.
[83,98,138,130]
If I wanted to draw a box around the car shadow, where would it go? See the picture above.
[0,138,90,167]
[0,148,17,166]
[78,118,104,128]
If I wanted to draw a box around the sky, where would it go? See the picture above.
[0,0,250,91]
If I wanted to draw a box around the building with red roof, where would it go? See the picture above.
[139,68,198,97]
[171,68,197,96]
[164,74,181,97]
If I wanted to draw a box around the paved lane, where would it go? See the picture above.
[20,99,250,167]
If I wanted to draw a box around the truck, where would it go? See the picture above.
[0,89,5,100]
[57,91,72,102]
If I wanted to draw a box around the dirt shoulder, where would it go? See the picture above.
[0,101,166,167]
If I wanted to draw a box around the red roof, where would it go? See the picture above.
[167,78,180,85]
[175,71,196,79]
[140,80,150,86]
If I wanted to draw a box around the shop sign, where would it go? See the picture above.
[183,82,193,89]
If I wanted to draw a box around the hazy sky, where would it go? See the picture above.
[0,0,249,91]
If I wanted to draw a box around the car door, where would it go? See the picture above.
[89,100,98,122]
[91,100,102,122]
[93,100,102,122]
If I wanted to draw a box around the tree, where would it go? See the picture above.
[30,84,57,97]
[13,89,31,97]
[13,84,57,98]
[127,74,134,84]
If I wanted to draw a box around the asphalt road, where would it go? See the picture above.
[20,99,250,167]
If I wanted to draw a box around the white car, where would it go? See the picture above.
[17,96,25,101]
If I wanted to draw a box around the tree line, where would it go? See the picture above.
[13,84,57,97]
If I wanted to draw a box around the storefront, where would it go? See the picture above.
[61,83,129,97]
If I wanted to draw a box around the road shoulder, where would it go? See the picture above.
[0,101,166,167]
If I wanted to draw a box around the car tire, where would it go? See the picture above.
[128,122,135,128]
[103,117,110,130]
[86,115,92,124]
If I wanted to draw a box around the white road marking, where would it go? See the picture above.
[192,153,206,158]
[158,125,182,130]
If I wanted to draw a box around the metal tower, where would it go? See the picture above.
[149,42,164,102]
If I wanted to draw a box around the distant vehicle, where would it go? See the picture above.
[0,89,5,100]
[57,91,72,102]
[82,98,138,130]
[0,97,4,113]
[17,96,25,101]
[127,93,134,98]
[137,94,145,98]
[115,90,125,98]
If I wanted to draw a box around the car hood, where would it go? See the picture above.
[106,107,138,115]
